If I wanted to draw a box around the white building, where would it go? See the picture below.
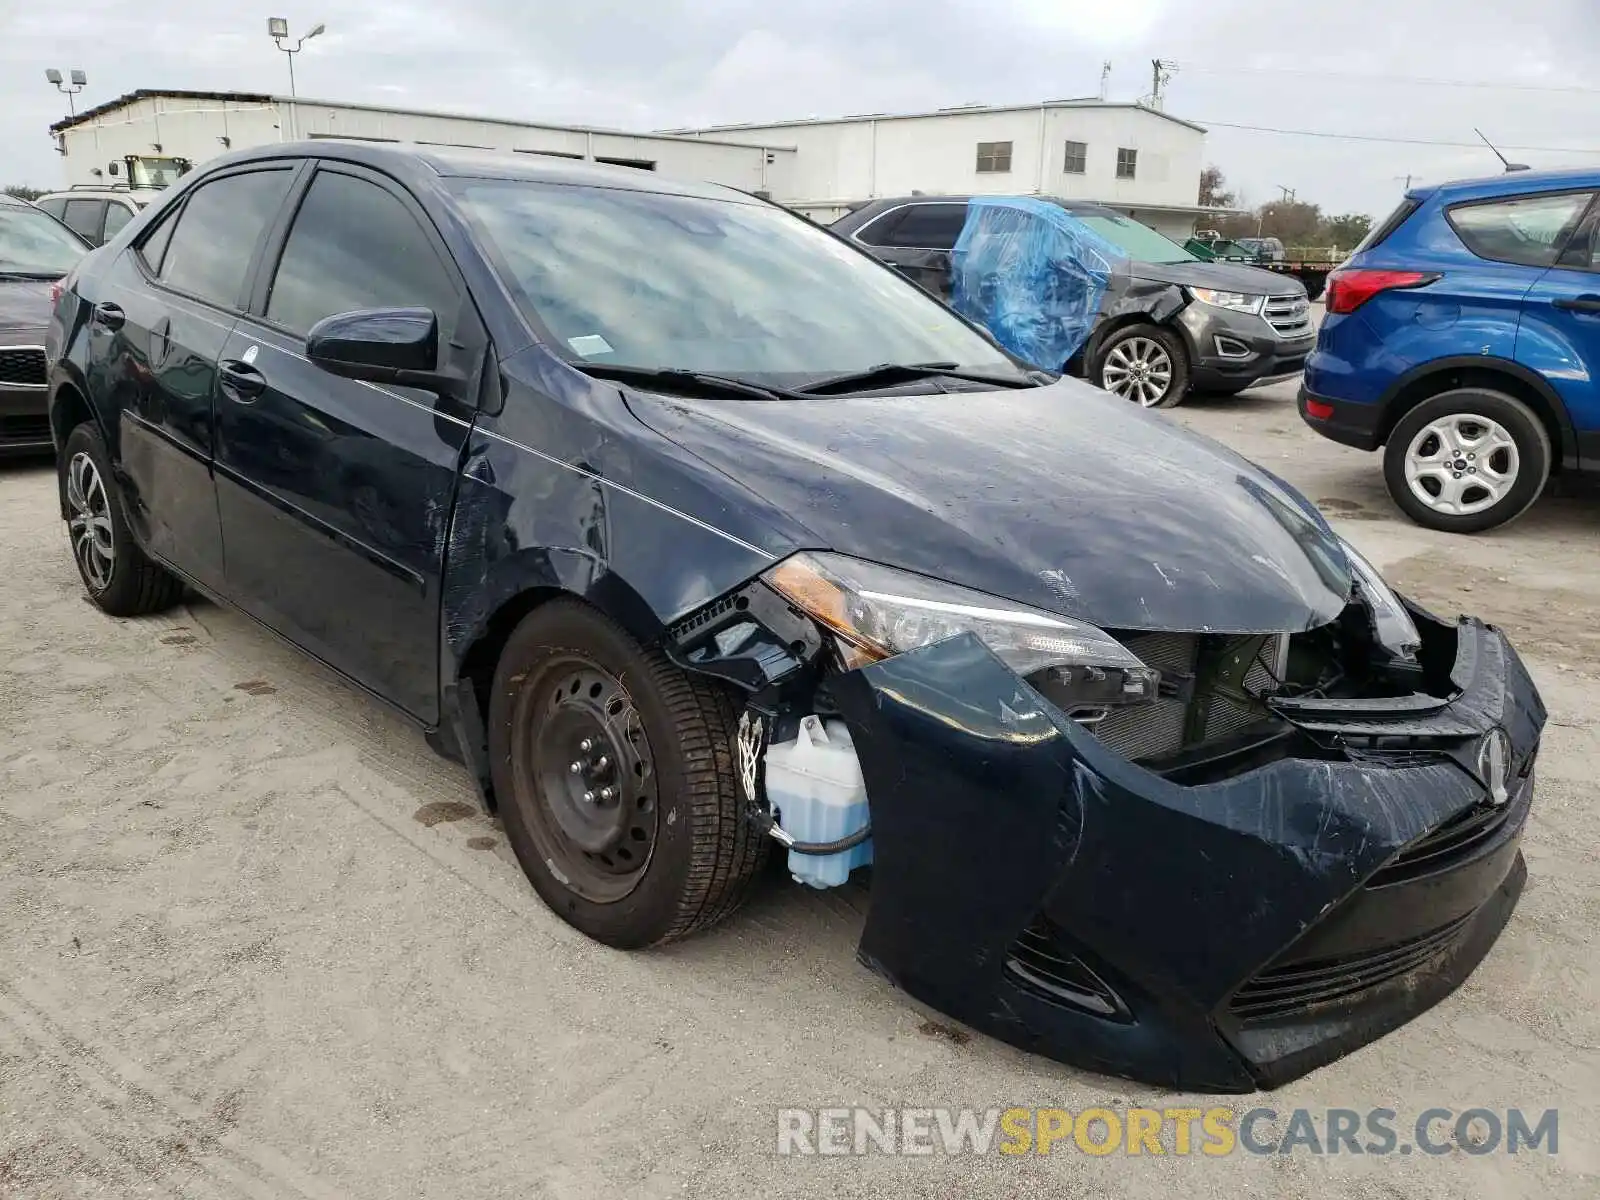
[671,100,1219,237]
[50,91,1224,238]
[50,90,796,199]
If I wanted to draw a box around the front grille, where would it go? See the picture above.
[1229,912,1473,1024]
[0,347,47,388]
[1004,918,1124,1017]
[1263,295,1312,338]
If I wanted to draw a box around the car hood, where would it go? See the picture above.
[1133,258,1304,296]
[627,377,1353,634]
[0,278,54,340]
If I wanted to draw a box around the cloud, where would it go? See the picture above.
[3,0,1597,217]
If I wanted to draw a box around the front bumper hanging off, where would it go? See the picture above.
[825,614,1543,1093]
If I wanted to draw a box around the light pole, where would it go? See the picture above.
[45,68,87,118]
[268,17,324,139]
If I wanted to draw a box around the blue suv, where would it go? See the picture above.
[1301,168,1600,532]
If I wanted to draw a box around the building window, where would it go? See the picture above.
[1063,141,1087,174]
[975,141,1012,174]
[1116,148,1138,179]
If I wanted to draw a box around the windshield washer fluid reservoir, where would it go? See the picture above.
[764,715,872,889]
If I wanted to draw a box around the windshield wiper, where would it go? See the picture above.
[793,361,1038,395]
[573,362,801,402]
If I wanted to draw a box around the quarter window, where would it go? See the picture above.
[265,170,458,337]
[976,141,1013,174]
[1116,148,1138,179]
[158,170,294,308]
[101,202,134,242]
[1064,141,1088,174]
[1448,191,1595,268]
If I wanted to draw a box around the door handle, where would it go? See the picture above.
[92,302,125,330]
[218,359,267,402]
[1552,294,1600,314]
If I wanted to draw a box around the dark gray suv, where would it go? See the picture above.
[832,195,1314,408]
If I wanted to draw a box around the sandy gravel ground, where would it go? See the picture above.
[1,374,1596,1198]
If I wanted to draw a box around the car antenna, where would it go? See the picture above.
[1474,128,1531,173]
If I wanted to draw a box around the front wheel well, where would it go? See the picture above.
[1381,368,1568,471]
[456,586,566,718]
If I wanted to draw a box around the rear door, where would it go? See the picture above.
[213,161,483,721]
[100,165,298,593]
[851,202,969,300]
[1517,195,1600,463]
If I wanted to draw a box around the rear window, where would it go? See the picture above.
[1445,191,1595,268]
[1351,197,1421,256]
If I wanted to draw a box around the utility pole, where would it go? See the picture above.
[1148,59,1179,110]
[1275,184,1296,203]
[1099,61,1112,101]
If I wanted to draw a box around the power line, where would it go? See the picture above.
[1179,64,1600,96]
[1195,118,1600,155]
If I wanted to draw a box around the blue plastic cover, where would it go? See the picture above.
[950,197,1128,370]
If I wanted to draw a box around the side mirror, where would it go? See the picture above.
[306,307,459,393]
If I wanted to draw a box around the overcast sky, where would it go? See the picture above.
[5,0,1598,216]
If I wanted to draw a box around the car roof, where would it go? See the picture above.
[1420,166,1600,204]
[198,141,761,206]
[852,194,1121,219]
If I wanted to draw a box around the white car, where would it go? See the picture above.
[34,187,157,248]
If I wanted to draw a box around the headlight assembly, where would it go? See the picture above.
[1337,537,1421,660]
[1189,287,1266,314]
[762,551,1159,711]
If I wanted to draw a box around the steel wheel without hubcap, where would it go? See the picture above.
[1101,337,1174,407]
[512,654,659,904]
[1403,414,1520,517]
[66,451,115,591]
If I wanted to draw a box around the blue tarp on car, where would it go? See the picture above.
[950,197,1127,371]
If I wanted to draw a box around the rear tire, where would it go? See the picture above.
[488,598,767,948]
[1382,388,1550,533]
[60,422,185,616]
[1091,324,1190,409]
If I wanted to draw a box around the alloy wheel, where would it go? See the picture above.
[514,655,660,904]
[1403,413,1520,517]
[1101,337,1173,407]
[66,451,115,592]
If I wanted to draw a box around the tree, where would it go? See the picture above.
[1256,200,1324,246]
[1319,212,1373,251]
[4,185,44,202]
[1198,165,1236,209]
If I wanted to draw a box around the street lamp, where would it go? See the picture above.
[267,18,325,100]
[45,68,88,118]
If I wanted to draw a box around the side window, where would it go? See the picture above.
[62,199,105,244]
[101,202,134,242]
[882,204,969,250]
[854,208,907,248]
[265,170,460,337]
[1449,192,1595,268]
[36,197,66,220]
[159,169,295,309]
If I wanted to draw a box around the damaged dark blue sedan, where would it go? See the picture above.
[45,143,1543,1093]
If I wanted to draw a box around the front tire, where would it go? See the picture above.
[1092,325,1190,409]
[1382,389,1550,533]
[488,599,767,948]
[60,423,185,616]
